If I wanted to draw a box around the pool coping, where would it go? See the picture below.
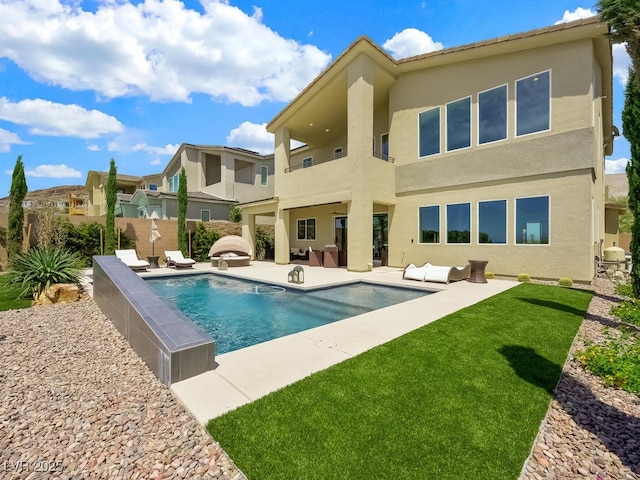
[139,261,519,423]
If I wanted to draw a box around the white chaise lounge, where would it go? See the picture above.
[164,250,196,269]
[403,262,471,284]
[115,249,150,272]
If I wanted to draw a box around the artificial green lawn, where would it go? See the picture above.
[206,283,593,480]
[0,274,31,311]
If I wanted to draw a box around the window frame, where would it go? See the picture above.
[380,133,389,160]
[334,147,344,159]
[477,199,507,245]
[418,107,441,158]
[445,96,472,152]
[418,205,441,245]
[302,156,313,168]
[514,195,550,246]
[477,84,508,145]
[260,165,268,186]
[515,70,551,138]
[445,202,471,245]
[297,218,317,241]
[201,209,211,222]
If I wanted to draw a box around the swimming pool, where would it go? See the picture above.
[147,274,431,354]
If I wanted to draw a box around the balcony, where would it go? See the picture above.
[284,149,394,173]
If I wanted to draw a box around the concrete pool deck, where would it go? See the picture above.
[87,261,517,424]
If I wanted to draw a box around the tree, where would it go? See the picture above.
[104,158,117,255]
[7,155,28,261]
[178,167,188,255]
[623,68,640,295]
[599,0,640,87]
[229,205,242,223]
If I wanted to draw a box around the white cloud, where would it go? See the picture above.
[150,158,162,166]
[613,43,631,87]
[132,143,179,155]
[382,28,444,60]
[0,127,29,152]
[606,158,629,174]
[0,0,331,106]
[227,122,274,154]
[555,7,596,24]
[0,97,123,138]
[24,163,82,178]
[87,144,100,151]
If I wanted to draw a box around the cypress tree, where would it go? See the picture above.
[178,167,188,255]
[104,158,117,255]
[7,155,28,261]
[623,68,640,295]
[599,0,640,88]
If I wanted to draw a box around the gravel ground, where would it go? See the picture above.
[0,301,245,480]
[0,279,638,479]
[520,277,640,480]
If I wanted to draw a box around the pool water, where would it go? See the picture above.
[147,274,430,354]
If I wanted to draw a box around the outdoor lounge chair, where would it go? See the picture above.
[164,250,196,269]
[115,249,150,272]
[209,235,252,267]
[403,262,471,284]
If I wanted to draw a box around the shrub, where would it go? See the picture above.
[558,277,573,287]
[518,273,531,283]
[615,283,635,298]
[575,328,640,394]
[255,225,274,260]
[485,271,495,279]
[3,246,84,299]
[229,205,242,223]
[64,222,134,267]
[193,222,221,262]
[610,299,640,326]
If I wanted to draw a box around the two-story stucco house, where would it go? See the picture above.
[241,16,614,281]
[85,144,274,221]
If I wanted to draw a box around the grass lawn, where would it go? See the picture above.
[0,274,32,311]
[206,283,593,480]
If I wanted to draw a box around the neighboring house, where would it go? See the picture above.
[241,16,614,282]
[84,144,274,221]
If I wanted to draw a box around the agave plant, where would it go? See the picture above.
[4,246,84,299]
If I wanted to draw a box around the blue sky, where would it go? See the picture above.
[0,0,631,196]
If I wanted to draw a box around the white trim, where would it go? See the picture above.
[445,96,472,152]
[260,165,268,186]
[477,199,508,245]
[417,204,441,245]
[515,69,552,138]
[477,83,508,146]
[445,202,471,245]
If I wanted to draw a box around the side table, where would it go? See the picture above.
[147,255,160,269]
[468,260,488,283]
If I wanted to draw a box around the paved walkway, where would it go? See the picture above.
[128,261,517,423]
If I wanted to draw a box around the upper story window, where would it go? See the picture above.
[381,133,389,159]
[302,157,313,168]
[168,173,179,192]
[260,166,268,186]
[148,183,158,191]
[515,195,549,245]
[516,70,551,137]
[478,85,507,144]
[419,107,440,157]
[446,202,471,244]
[446,97,471,151]
[478,199,507,244]
[418,205,440,244]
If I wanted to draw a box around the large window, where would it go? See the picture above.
[168,174,179,192]
[478,199,507,244]
[297,218,316,240]
[478,85,507,144]
[516,71,550,136]
[446,97,471,151]
[419,206,440,243]
[260,165,268,186]
[515,196,549,245]
[446,203,471,244]
[419,108,440,157]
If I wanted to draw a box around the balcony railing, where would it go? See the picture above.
[285,149,394,173]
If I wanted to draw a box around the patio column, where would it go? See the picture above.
[275,208,290,265]
[242,212,256,260]
[347,198,373,272]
